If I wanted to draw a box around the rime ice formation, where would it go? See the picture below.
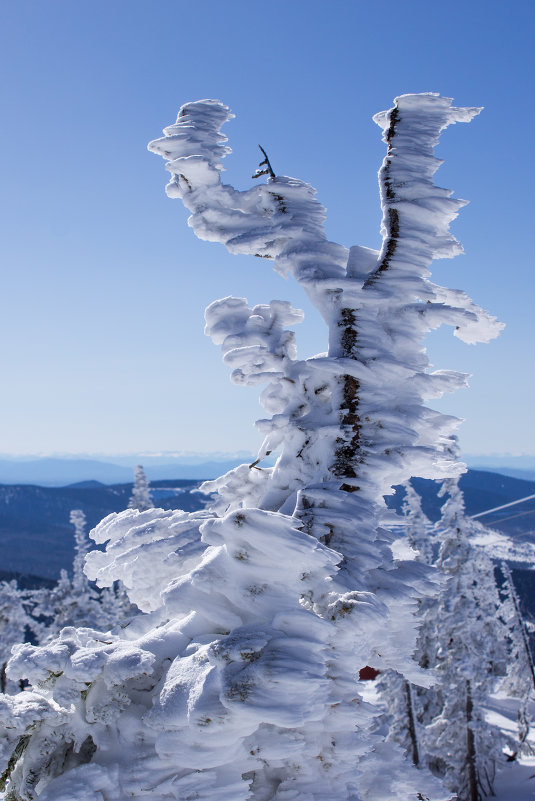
[0,95,500,801]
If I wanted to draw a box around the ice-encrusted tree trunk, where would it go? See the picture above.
[128,465,154,512]
[152,95,500,560]
[0,94,502,801]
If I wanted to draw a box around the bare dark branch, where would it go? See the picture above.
[252,145,276,180]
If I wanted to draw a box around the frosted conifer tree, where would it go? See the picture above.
[402,482,435,565]
[36,511,112,641]
[381,468,528,798]
[128,465,154,511]
[70,510,90,594]
[398,484,441,694]
[375,484,438,769]
[0,94,502,801]
[71,509,138,626]
[499,561,535,754]
[420,474,511,801]
[0,581,42,694]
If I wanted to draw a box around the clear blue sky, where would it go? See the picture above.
[0,0,533,458]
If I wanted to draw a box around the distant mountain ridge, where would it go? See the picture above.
[464,454,535,481]
[0,457,258,486]
[470,467,535,482]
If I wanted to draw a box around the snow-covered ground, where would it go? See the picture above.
[487,694,535,800]
[494,757,535,800]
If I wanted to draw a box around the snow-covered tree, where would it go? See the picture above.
[419,476,512,801]
[375,484,438,769]
[128,465,153,512]
[70,510,91,594]
[499,560,535,753]
[0,581,42,694]
[69,509,138,626]
[381,468,529,799]
[0,94,502,800]
[402,482,435,565]
[36,511,118,641]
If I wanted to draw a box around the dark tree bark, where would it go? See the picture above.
[404,680,420,767]
[465,679,480,801]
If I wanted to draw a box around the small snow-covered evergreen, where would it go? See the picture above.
[35,511,103,640]
[70,510,91,594]
[35,510,128,643]
[128,465,154,511]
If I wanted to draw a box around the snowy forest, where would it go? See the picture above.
[0,93,533,801]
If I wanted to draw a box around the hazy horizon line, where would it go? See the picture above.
[0,451,534,462]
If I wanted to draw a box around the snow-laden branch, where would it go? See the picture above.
[369,94,481,284]
[148,100,348,299]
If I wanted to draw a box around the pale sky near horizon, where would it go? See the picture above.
[0,0,533,458]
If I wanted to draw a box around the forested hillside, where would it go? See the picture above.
[0,480,206,579]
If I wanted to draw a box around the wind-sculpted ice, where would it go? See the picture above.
[1,95,498,801]
[1,508,375,801]
[85,507,213,612]
[149,95,501,523]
